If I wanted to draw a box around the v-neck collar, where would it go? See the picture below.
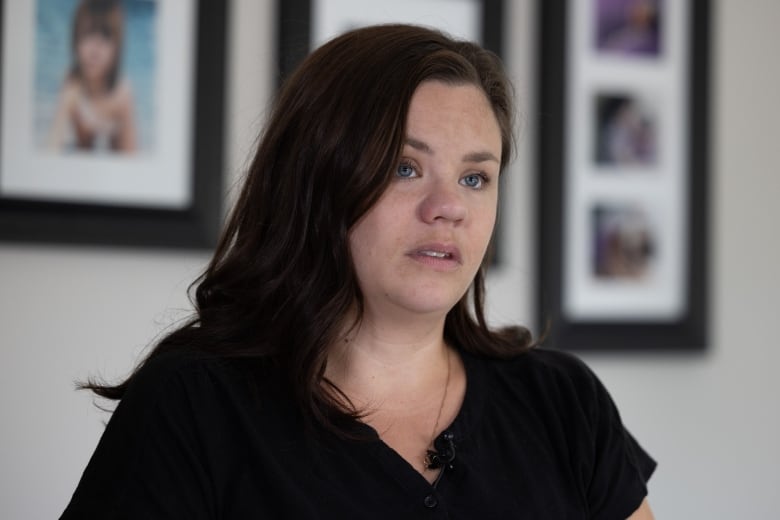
[351,347,488,493]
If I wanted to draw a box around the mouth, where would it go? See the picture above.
[418,250,452,259]
[408,244,462,268]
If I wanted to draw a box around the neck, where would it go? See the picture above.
[82,76,109,97]
[325,308,451,404]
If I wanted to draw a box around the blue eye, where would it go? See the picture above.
[396,162,417,178]
[461,173,486,189]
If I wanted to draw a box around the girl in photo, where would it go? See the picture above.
[48,0,136,153]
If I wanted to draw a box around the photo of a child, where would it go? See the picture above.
[595,0,662,57]
[592,203,656,279]
[594,92,658,167]
[35,0,155,155]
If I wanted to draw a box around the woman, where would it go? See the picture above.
[48,0,136,153]
[61,25,655,518]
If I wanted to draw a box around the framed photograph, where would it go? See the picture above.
[278,0,504,79]
[537,0,709,350]
[277,0,506,263]
[0,0,228,248]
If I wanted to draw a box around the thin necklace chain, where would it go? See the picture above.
[424,347,451,470]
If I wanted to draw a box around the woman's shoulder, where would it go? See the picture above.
[64,352,287,518]
[476,346,600,387]
[118,349,278,416]
[110,351,219,417]
[126,349,226,392]
[466,346,613,416]
[466,350,656,517]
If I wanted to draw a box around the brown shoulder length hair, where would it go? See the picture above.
[85,24,534,432]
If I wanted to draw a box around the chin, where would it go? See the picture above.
[392,289,466,317]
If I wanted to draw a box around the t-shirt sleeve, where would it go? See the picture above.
[587,373,655,519]
[60,354,217,519]
[549,350,656,519]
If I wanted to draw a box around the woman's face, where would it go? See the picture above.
[349,80,502,321]
[77,29,116,84]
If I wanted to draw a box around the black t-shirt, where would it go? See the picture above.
[61,347,655,519]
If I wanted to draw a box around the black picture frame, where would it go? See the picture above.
[0,0,228,249]
[278,0,504,81]
[537,0,709,351]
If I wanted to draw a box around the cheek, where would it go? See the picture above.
[348,232,372,271]
[104,43,117,61]
[77,42,90,60]
[349,206,406,273]
[353,199,404,245]
[474,197,498,238]
[348,219,380,274]
[95,43,114,64]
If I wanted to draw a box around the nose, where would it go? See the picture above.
[418,180,467,224]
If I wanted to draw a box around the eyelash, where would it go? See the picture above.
[396,160,490,190]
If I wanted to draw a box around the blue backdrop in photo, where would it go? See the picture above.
[34,0,157,152]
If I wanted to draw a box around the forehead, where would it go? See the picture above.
[408,80,490,111]
[405,81,501,153]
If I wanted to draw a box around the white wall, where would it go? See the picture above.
[1,1,778,518]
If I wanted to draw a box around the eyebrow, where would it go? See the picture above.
[404,137,500,164]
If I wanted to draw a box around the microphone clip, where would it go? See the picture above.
[424,431,456,471]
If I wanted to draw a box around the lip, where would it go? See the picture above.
[406,242,462,269]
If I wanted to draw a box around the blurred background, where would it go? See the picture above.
[1,0,778,518]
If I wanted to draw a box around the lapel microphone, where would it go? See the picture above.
[426,431,456,489]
